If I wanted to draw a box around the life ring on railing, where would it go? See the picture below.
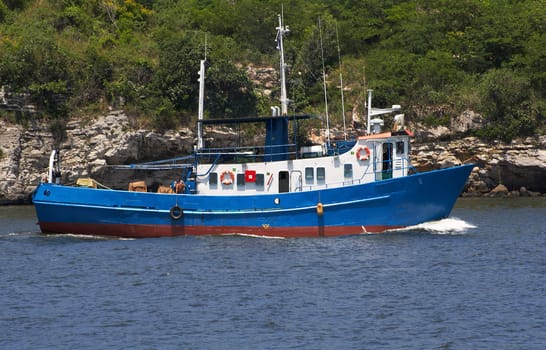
[220,170,235,185]
[356,146,371,161]
[170,205,183,220]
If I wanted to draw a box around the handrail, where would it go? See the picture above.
[195,154,222,177]
[110,154,195,170]
[111,163,193,170]
[197,145,298,163]
[298,160,415,192]
[199,143,297,153]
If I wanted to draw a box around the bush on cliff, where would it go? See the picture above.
[0,0,543,140]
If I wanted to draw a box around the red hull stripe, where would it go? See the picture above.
[39,222,404,238]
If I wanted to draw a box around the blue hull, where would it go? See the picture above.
[33,164,473,238]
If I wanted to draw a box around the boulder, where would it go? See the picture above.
[451,110,485,134]
[487,184,508,197]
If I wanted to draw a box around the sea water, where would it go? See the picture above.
[1,198,545,349]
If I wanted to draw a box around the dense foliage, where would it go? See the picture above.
[0,0,544,141]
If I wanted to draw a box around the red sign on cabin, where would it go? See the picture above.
[245,170,256,182]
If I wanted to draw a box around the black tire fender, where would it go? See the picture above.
[169,205,183,220]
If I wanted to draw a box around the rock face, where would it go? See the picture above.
[412,136,546,196]
[0,119,51,204]
[451,110,486,134]
[0,112,545,204]
[0,111,194,203]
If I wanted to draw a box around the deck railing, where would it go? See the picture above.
[197,143,298,163]
[295,157,416,192]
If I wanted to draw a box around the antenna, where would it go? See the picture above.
[335,21,347,141]
[319,17,331,147]
[367,90,402,134]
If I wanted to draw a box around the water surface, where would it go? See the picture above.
[1,198,545,349]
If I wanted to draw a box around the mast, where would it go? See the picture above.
[276,13,289,115]
[367,90,372,135]
[319,17,331,147]
[197,38,207,150]
[336,22,347,141]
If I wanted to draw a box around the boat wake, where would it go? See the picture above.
[220,233,286,240]
[4,231,39,238]
[50,233,135,241]
[392,217,477,235]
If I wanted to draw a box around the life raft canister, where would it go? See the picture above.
[220,170,235,185]
[356,146,371,161]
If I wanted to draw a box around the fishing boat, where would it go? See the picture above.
[32,16,473,238]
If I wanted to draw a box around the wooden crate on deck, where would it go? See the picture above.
[128,181,147,192]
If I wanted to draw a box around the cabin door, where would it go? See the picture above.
[291,170,302,192]
[381,143,393,180]
[279,171,290,193]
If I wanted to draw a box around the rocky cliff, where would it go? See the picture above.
[1,111,545,204]
[412,137,546,197]
[0,112,192,203]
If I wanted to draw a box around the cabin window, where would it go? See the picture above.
[209,172,218,185]
[317,167,325,184]
[396,141,405,155]
[255,174,264,187]
[237,173,245,186]
[305,167,314,183]
[344,164,353,178]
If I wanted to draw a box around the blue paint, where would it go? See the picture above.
[33,164,473,237]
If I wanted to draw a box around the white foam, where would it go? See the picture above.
[393,217,477,235]
[220,233,286,239]
[389,217,477,235]
[52,233,134,240]
[6,231,37,237]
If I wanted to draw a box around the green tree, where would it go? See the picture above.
[152,31,204,114]
[0,1,8,23]
[477,68,536,141]
[0,0,543,138]
[0,33,73,118]
[3,0,30,10]
[151,30,257,121]
[205,58,257,117]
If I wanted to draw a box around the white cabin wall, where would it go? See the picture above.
[392,138,409,178]
[194,136,410,195]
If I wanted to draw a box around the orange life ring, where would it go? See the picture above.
[220,170,235,185]
[356,146,371,161]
